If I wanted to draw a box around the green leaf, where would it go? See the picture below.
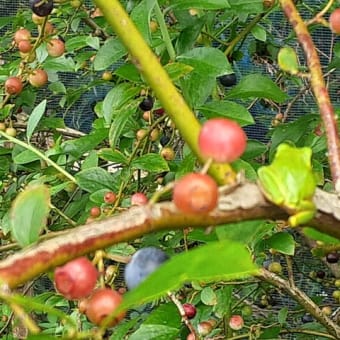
[65,35,92,52]
[131,154,170,172]
[232,159,258,181]
[278,47,299,75]
[176,16,207,54]
[119,240,259,311]
[216,220,272,246]
[85,36,100,50]
[10,185,50,247]
[229,0,263,14]
[181,73,216,107]
[251,25,266,42]
[75,167,117,193]
[265,232,295,255]
[39,117,65,130]
[109,102,139,147]
[115,64,141,82]
[103,83,140,124]
[81,151,98,170]
[201,286,217,306]
[48,81,66,94]
[110,318,140,340]
[131,0,156,45]
[278,307,288,324]
[43,56,76,72]
[198,100,254,126]
[175,152,196,179]
[269,115,319,160]
[13,149,41,164]
[27,99,47,141]
[226,74,288,103]
[178,47,231,76]
[129,324,179,340]
[258,326,281,339]
[144,303,181,327]
[98,148,128,165]
[94,38,127,71]
[242,140,267,160]
[62,129,107,159]
[178,48,231,107]
[170,0,231,10]
[164,62,194,81]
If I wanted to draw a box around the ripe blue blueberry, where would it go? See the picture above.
[124,247,169,290]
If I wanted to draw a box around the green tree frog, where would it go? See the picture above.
[257,143,317,227]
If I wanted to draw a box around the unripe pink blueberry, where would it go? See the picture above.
[54,257,98,300]
[198,118,247,163]
[229,314,244,330]
[131,192,148,206]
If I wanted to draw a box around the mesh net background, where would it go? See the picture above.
[0,1,339,338]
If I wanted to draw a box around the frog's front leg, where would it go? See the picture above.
[288,201,316,227]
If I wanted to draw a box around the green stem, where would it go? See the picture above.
[224,13,264,57]
[0,131,77,184]
[154,1,176,61]
[50,203,77,227]
[93,0,235,185]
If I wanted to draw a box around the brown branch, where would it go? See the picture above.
[279,0,340,191]
[258,268,340,339]
[0,183,339,290]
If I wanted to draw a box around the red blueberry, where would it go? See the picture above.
[90,206,101,218]
[183,303,196,319]
[85,288,126,326]
[131,192,148,206]
[173,173,218,214]
[47,39,65,57]
[28,69,48,87]
[197,321,213,336]
[18,40,32,53]
[186,333,196,340]
[229,314,244,330]
[54,257,98,300]
[104,191,117,204]
[329,9,340,34]
[14,28,31,44]
[198,118,247,163]
[5,77,23,95]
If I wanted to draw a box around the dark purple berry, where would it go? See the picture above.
[301,313,313,323]
[326,252,339,264]
[218,73,237,87]
[316,270,326,279]
[30,0,54,17]
[139,96,154,111]
[160,135,170,147]
[183,303,196,319]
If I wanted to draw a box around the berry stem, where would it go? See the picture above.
[93,0,236,185]
[279,0,340,192]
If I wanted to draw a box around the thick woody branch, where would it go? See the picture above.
[279,0,340,191]
[0,183,339,290]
